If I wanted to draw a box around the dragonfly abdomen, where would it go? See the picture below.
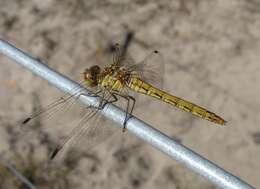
[127,77,226,125]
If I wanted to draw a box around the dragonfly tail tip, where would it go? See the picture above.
[218,118,227,126]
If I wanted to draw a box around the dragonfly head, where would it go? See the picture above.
[84,65,101,87]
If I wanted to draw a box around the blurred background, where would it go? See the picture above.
[0,0,260,188]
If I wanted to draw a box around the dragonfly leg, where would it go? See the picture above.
[110,91,135,132]
[98,89,114,110]
[80,89,119,110]
[76,90,106,110]
[124,95,135,131]
[98,92,118,110]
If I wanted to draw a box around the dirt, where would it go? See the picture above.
[0,0,260,188]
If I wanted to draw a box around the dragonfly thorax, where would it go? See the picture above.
[100,72,126,91]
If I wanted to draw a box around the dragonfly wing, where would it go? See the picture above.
[50,105,118,162]
[111,43,135,67]
[112,43,165,89]
[19,79,103,130]
[18,83,108,156]
[130,50,165,89]
[19,88,86,136]
[49,88,119,162]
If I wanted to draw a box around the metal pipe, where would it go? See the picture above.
[0,157,38,189]
[0,39,255,189]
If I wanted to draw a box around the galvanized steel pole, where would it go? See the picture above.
[0,39,255,189]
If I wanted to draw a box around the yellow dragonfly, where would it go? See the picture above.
[22,43,226,159]
[84,44,226,125]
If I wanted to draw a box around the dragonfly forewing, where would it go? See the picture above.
[112,43,165,89]
[20,86,119,162]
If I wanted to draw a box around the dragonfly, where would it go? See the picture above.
[83,44,226,126]
[22,43,226,160]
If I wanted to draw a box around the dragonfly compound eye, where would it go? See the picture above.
[84,66,101,87]
[90,65,101,75]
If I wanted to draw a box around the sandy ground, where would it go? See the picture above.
[0,0,260,188]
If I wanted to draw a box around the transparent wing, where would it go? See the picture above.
[19,80,91,133]
[50,107,118,162]
[18,82,116,160]
[129,50,164,89]
[20,94,78,135]
[113,43,165,89]
[49,89,119,162]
